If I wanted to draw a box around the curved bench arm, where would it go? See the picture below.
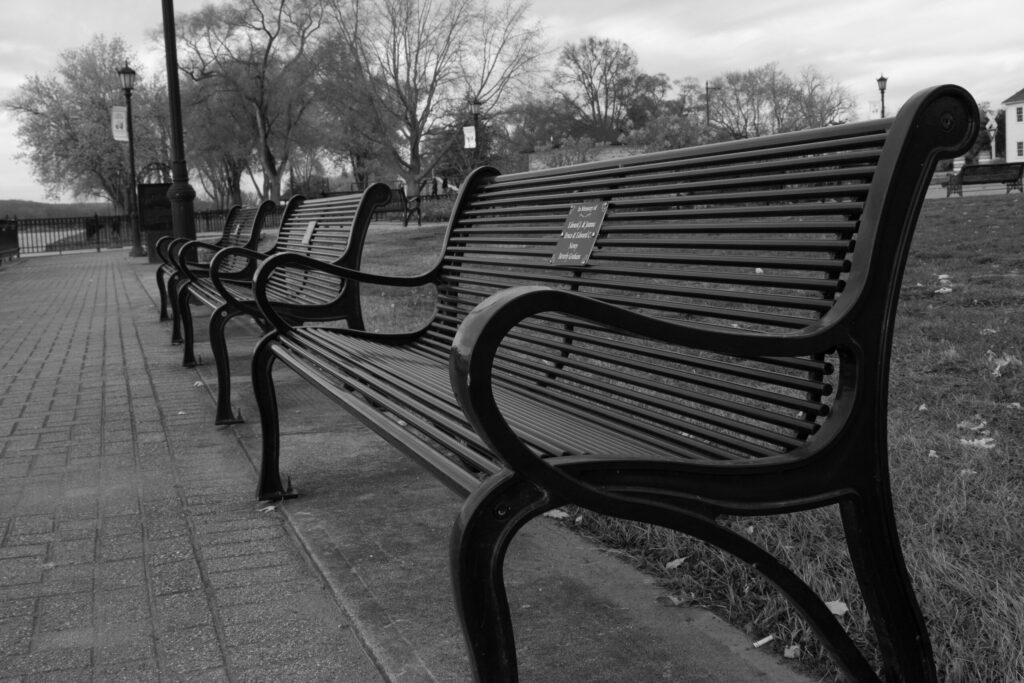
[205,245,269,310]
[252,252,435,334]
[154,235,175,266]
[448,285,847,512]
[174,240,232,281]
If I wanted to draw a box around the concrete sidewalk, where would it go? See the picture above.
[0,249,812,681]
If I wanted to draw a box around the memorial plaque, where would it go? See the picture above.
[302,220,317,245]
[550,200,608,266]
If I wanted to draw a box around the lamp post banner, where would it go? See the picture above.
[463,125,477,149]
[111,106,128,142]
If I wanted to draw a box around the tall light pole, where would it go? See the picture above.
[877,74,888,118]
[161,0,197,240]
[117,61,144,257]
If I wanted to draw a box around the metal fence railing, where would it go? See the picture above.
[2,210,239,256]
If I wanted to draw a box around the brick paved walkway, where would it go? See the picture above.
[1,249,814,682]
[0,252,381,681]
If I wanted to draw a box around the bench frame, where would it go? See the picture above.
[175,184,390,424]
[250,86,978,681]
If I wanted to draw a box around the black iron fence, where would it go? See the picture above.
[2,210,235,256]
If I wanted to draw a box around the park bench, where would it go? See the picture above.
[945,161,1024,196]
[373,186,422,226]
[156,201,275,325]
[175,184,390,424]
[249,85,978,681]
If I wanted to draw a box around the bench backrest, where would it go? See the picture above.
[262,184,390,306]
[960,162,1024,182]
[423,85,977,462]
[216,201,277,272]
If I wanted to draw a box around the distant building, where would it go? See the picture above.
[1004,87,1024,162]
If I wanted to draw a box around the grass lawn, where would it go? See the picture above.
[358,193,1023,680]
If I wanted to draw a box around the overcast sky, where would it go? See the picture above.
[1,0,1020,202]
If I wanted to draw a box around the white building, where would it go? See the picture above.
[1004,87,1024,162]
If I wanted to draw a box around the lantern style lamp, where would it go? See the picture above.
[877,74,888,118]
[117,61,144,257]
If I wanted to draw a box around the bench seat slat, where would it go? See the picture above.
[281,329,759,463]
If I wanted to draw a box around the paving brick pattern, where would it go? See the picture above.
[0,253,381,681]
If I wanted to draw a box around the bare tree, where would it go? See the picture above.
[323,0,543,194]
[709,63,855,140]
[177,0,326,201]
[551,37,670,141]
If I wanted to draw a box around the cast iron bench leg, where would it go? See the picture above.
[253,335,296,500]
[451,473,553,683]
[177,286,198,366]
[157,267,170,321]
[210,304,244,425]
[840,494,937,681]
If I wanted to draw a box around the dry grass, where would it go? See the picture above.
[356,195,1024,680]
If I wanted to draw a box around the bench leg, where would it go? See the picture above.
[172,280,188,345]
[156,266,170,321]
[210,304,244,425]
[253,334,296,501]
[450,472,554,683]
[840,493,937,681]
[167,271,185,336]
[177,286,198,365]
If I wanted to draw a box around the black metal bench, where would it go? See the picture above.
[373,186,422,226]
[250,85,978,682]
[175,184,390,424]
[945,161,1024,196]
[156,202,275,325]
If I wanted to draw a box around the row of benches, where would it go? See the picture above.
[154,84,980,682]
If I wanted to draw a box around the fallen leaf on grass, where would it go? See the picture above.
[956,416,987,432]
[826,600,849,617]
[665,557,687,570]
[784,644,801,659]
[959,437,995,449]
[987,351,1022,377]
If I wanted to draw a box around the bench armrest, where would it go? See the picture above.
[174,239,236,280]
[448,285,845,506]
[252,252,435,333]
[204,245,270,308]
[155,235,182,266]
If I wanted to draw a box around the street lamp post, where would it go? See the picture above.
[877,74,888,118]
[117,61,145,257]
